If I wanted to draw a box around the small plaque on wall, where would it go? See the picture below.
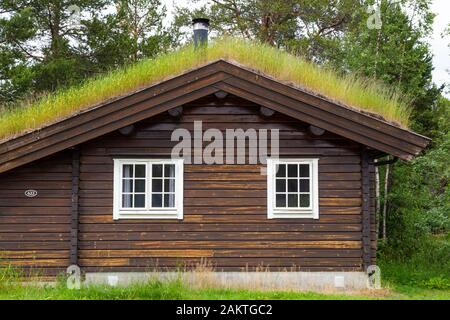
[24,190,38,198]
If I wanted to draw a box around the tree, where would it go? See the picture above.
[0,0,109,101]
[336,0,445,248]
[0,0,175,104]
[337,0,442,134]
[80,0,175,73]
[174,0,362,62]
[386,97,449,256]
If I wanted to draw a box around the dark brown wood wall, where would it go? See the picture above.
[77,95,367,272]
[0,151,72,275]
[0,95,378,273]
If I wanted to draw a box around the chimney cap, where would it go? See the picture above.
[192,18,210,28]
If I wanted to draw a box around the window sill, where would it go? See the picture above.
[268,210,319,219]
[113,210,182,220]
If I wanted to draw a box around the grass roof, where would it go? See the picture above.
[0,37,411,142]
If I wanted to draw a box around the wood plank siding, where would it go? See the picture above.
[0,94,377,273]
[77,95,366,272]
[0,152,72,275]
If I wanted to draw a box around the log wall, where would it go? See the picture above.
[0,152,72,275]
[0,95,376,273]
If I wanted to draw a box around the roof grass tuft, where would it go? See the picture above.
[0,37,411,141]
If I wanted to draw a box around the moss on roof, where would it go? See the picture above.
[0,37,411,141]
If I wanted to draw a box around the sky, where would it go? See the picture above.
[166,0,449,95]
[429,0,449,95]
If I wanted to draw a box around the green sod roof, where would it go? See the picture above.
[0,37,411,142]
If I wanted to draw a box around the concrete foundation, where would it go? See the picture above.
[85,271,370,291]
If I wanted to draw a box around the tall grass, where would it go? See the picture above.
[379,234,450,290]
[1,262,448,300]
[0,264,378,300]
[0,264,24,289]
[0,37,411,141]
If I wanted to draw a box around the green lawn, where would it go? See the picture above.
[0,278,448,300]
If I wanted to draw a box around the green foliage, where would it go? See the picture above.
[0,0,110,102]
[81,0,174,71]
[384,98,449,257]
[338,0,442,135]
[335,1,448,271]
[0,0,175,104]
[174,0,361,62]
[379,234,450,290]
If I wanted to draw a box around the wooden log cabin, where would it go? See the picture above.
[0,28,430,289]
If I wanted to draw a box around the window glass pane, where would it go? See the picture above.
[276,179,285,192]
[288,194,298,207]
[135,165,146,178]
[164,179,175,192]
[300,194,310,207]
[122,194,132,208]
[152,164,163,177]
[152,194,162,207]
[164,164,175,177]
[300,164,310,177]
[287,164,298,177]
[164,193,175,207]
[134,179,145,192]
[118,161,181,213]
[123,165,133,178]
[276,164,286,177]
[299,179,310,192]
[134,194,145,208]
[276,194,286,207]
[288,179,298,192]
[152,179,162,192]
[122,179,133,192]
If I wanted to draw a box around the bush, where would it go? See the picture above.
[384,98,449,257]
[419,277,450,290]
[379,234,450,289]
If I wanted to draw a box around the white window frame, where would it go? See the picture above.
[113,158,184,220]
[267,158,319,219]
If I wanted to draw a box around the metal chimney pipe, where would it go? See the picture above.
[192,18,210,48]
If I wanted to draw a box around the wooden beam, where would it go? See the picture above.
[214,80,416,160]
[118,125,135,136]
[0,76,223,173]
[0,61,228,156]
[308,125,325,136]
[0,60,431,175]
[70,147,80,266]
[260,106,275,117]
[168,106,183,117]
[361,149,371,270]
[220,77,423,156]
[214,91,228,99]
[217,60,430,149]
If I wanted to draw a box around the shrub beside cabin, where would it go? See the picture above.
[0,25,430,290]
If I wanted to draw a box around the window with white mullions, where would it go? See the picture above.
[267,159,319,219]
[275,163,311,209]
[114,159,183,220]
[122,164,146,209]
[151,163,176,208]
